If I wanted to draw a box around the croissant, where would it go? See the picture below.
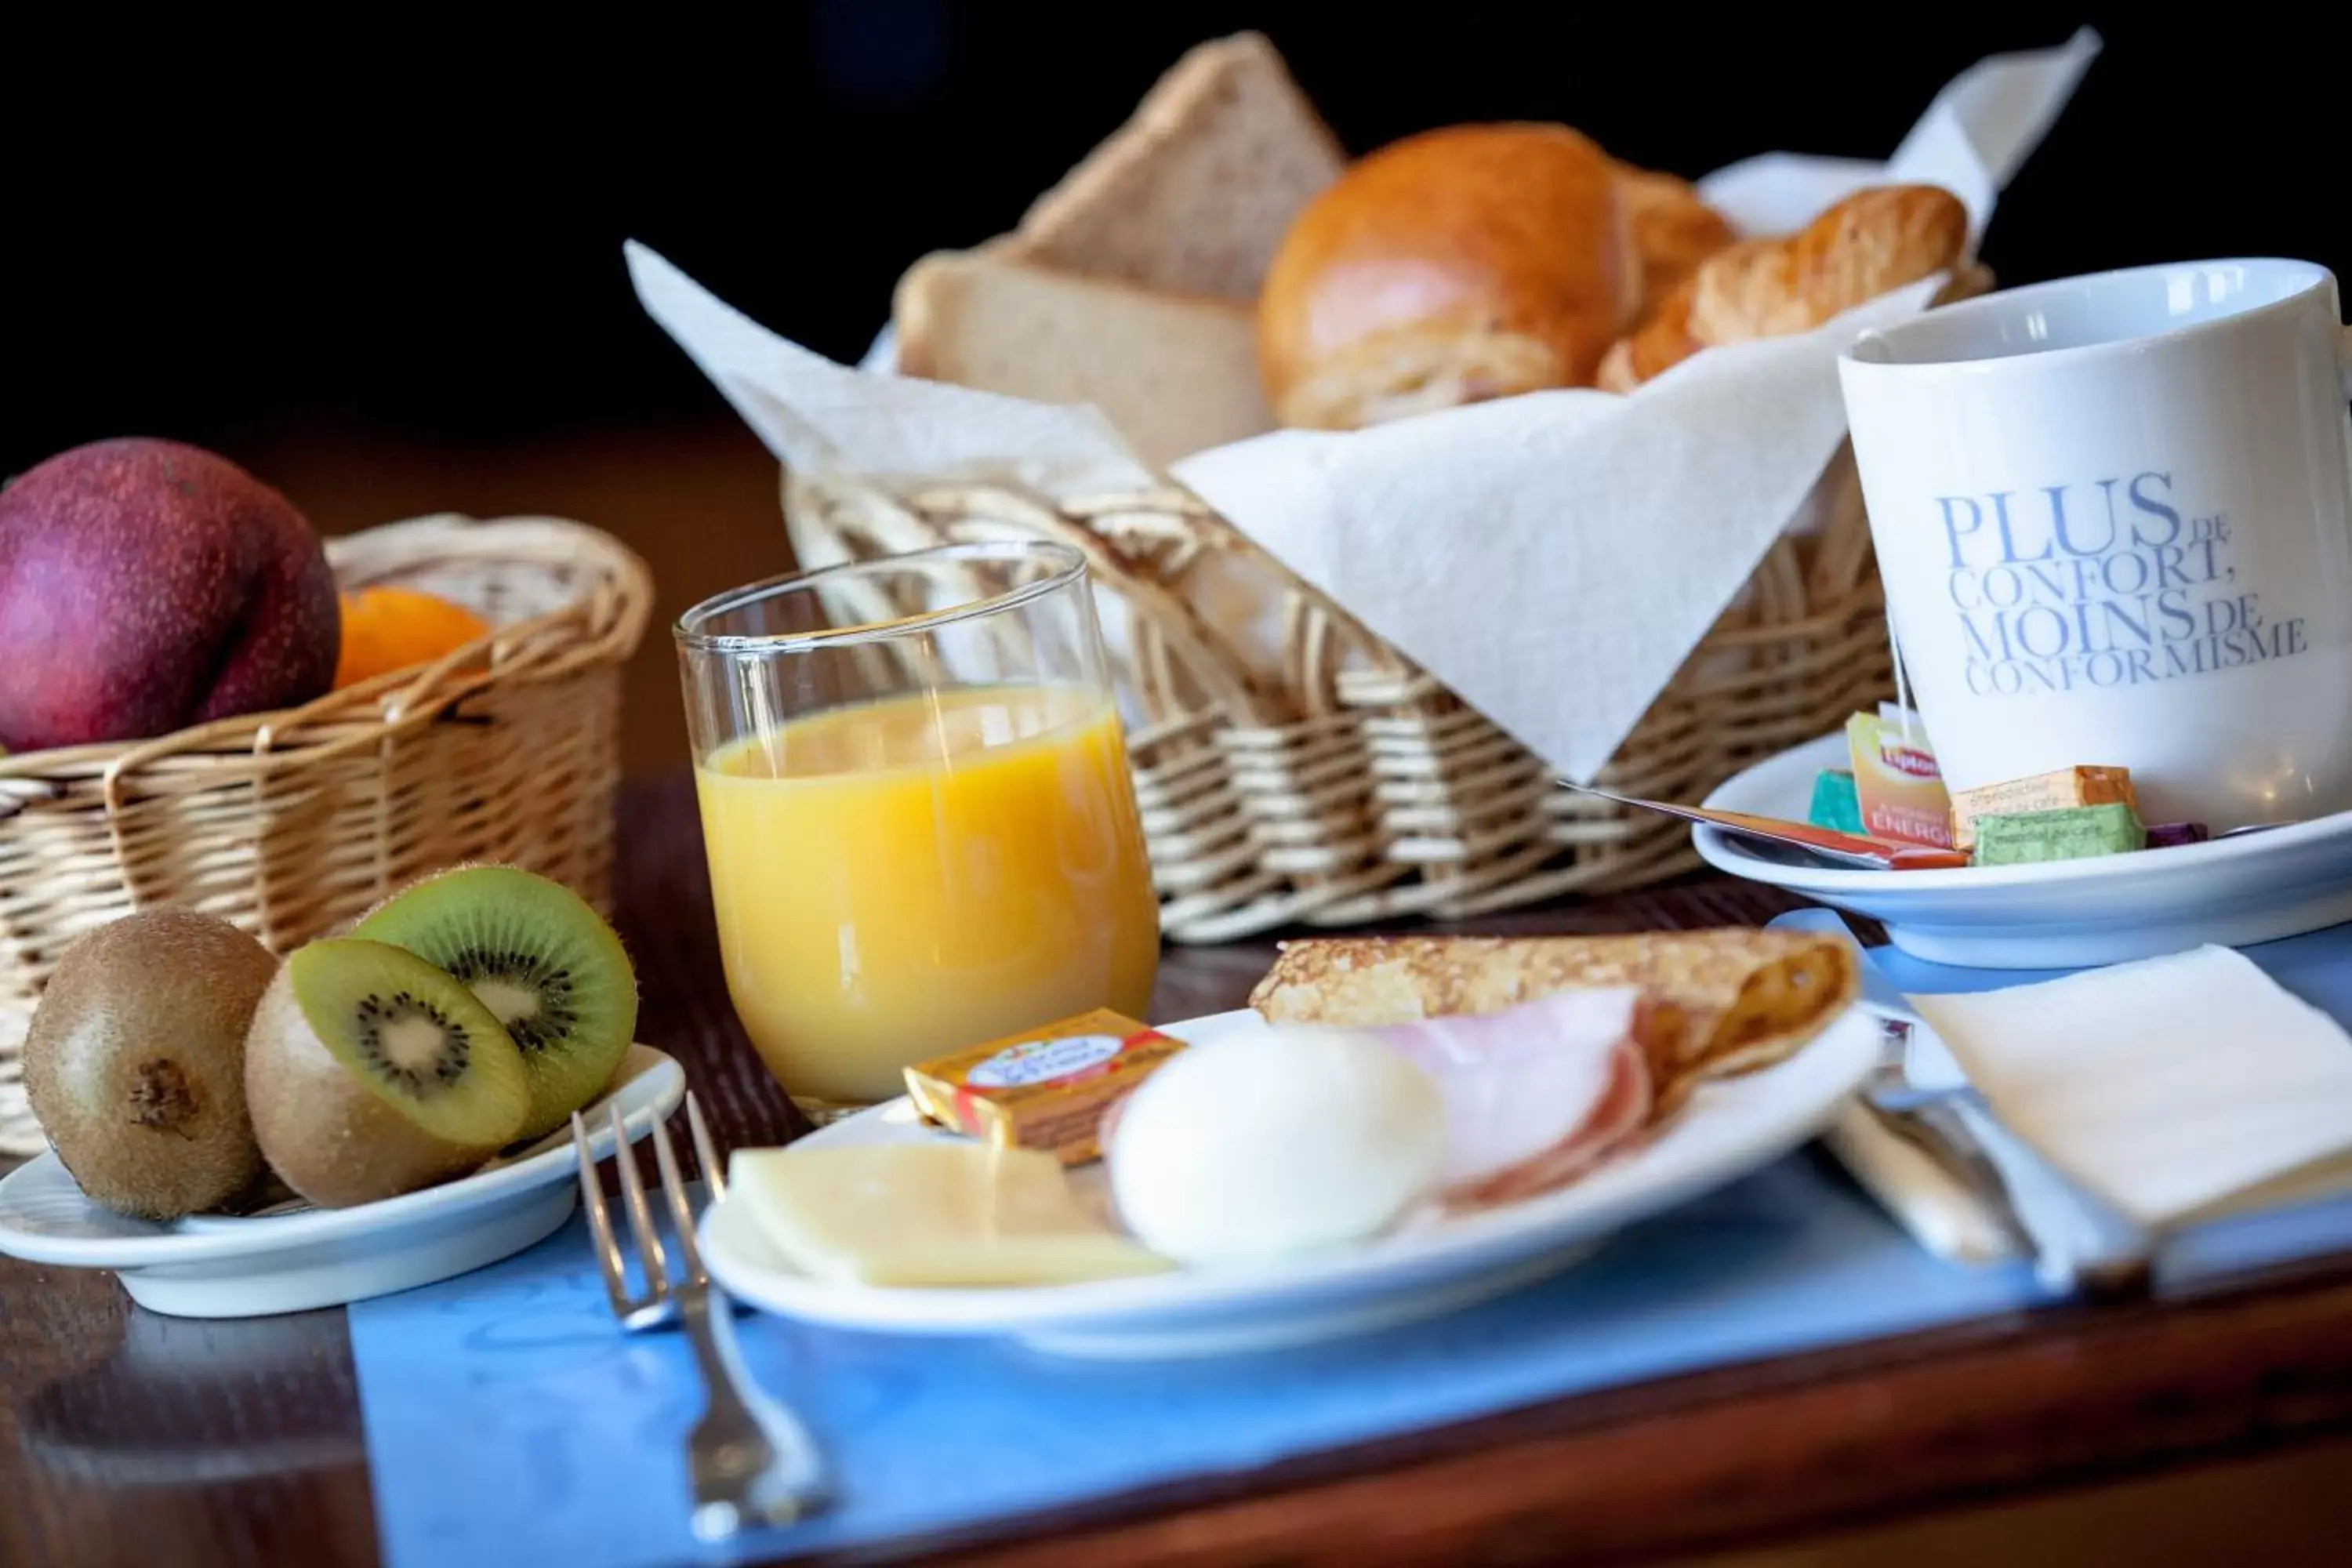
[1688,183,1967,344]
[1598,183,1968,391]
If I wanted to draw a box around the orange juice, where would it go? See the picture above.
[693,684,1160,1105]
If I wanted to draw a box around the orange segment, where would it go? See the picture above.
[334,586,492,689]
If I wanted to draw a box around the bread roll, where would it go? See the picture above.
[1687,183,1968,344]
[1595,273,1700,393]
[1615,165,1735,302]
[1257,124,1639,429]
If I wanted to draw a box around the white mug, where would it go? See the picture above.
[1839,260,2352,829]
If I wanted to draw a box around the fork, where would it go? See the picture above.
[572,1093,828,1539]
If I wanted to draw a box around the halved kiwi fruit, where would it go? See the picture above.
[22,909,278,1220]
[245,939,530,1207]
[354,866,637,1140]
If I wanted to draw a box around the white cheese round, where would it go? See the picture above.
[1107,1027,1446,1265]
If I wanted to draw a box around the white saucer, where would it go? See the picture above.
[0,1044,684,1317]
[699,1007,1879,1359]
[1697,732,2352,968]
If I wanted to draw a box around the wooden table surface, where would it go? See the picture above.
[9,773,2352,1568]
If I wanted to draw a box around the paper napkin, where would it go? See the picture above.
[1909,946,2352,1229]
[1700,32,2096,245]
[625,243,1155,499]
[1172,289,1936,782]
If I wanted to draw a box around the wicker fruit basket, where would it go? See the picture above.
[786,445,1897,946]
[0,514,653,1154]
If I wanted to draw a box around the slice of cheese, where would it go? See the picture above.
[728,1144,1172,1287]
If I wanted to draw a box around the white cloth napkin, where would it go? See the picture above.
[1908,946,2352,1230]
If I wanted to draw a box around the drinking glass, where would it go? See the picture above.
[675,540,1160,1123]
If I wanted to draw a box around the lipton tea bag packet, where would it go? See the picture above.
[1846,706,1954,848]
[905,1010,1185,1165]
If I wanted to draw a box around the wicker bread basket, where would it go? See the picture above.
[787,462,1890,945]
[786,272,1994,945]
[784,269,1985,944]
[0,514,653,1154]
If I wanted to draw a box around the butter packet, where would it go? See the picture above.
[1845,706,1954,849]
[904,1009,1183,1166]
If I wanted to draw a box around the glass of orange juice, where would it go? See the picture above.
[674,540,1160,1123]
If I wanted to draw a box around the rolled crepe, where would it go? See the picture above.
[1248,929,1859,1113]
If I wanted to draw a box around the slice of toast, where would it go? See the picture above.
[895,250,1273,470]
[1006,31,1345,303]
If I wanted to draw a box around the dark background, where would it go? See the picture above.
[5,4,2345,768]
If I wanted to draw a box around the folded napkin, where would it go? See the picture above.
[1908,946,2352,1229]
[1769,910,2352,1282]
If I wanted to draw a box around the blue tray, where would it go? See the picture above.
[350,921,2352,1566]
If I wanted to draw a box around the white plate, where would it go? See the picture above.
[1697,731,2352,967]
[0,1044,684,1318]
[700,1008,1879,1358]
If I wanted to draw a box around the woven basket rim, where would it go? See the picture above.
[0,513,653,786]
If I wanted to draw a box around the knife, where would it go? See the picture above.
[1777,909,2154,1296]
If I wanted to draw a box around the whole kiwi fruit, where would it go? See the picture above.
[23,909,278,1220]
[245,938,532,1207]
[354,865,638,1140]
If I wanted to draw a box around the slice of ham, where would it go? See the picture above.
[1370,988,1655,1211]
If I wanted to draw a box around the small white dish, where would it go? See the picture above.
[1697,731,2352,967]
[699,1008,1879,1358]
[0,1044,684,1318]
